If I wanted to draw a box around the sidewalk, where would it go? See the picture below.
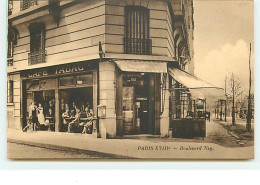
[216,117,254,142]
[7,128,254,159]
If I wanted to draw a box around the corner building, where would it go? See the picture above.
[7,0,197,138]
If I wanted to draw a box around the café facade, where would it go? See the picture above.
[7,0,224,139]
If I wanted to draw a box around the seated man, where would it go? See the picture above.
[62,108,70,132]
[45,108,55,131]
[68,108,81,133]
[82,109,94,134]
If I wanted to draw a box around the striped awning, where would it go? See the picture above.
[168,67,225,100]
[115,60,167,73]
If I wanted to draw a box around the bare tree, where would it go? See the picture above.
[247,43,252,132]
[227,73,243,126]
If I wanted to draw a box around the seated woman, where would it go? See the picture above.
[82,109,94,134]
[68,108,81,133]
[62,108,70,132]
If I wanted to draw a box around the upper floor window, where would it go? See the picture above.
[20,0,38,11]
[124,5,151,55]
[7,31,14,59]
[8,0,13,15]
[28,22,46,65]
[7,80,14,103]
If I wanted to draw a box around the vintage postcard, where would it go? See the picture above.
[6,0,254,159]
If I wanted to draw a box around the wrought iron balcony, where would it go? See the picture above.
[28,50,46,65]
[20,0,38,11]
[124,38,152,55]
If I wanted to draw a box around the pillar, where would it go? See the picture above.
[55,78,60,132]
[160,74,170,137]
[99,61,117,138]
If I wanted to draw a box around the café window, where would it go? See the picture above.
[60,74,93,87]
[60,76,75,87]
[124,5,151,55]
[76,74,93,85]
[28,22,46,65]
[7,80,14,103]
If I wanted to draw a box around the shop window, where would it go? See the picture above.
[20,0,38,11]
[124,5,151,55]
[28,22,46,65]
[39,79,56,90]
[76,74,93,85]
[7,80,14,103]
[60,76,75,86]
[26,80,39,91]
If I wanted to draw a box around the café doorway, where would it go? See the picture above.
[122,73,155,135]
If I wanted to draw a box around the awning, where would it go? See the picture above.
[115,60,167,73]
[168,67,225,100]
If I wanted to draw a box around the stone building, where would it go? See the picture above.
[7,0,217,139]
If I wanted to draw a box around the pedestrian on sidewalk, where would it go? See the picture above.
[23,101,38,132]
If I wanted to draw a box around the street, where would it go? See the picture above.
[7,141,127,159]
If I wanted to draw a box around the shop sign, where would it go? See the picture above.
[25,64,85,78]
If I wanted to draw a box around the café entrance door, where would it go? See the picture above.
[122,73,155,135]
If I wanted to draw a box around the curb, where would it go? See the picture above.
[7,138,134,159]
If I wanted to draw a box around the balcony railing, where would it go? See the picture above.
[124,38,152,55]
[20,0,38,11]
[28,50,46,65]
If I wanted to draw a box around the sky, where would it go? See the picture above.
[193,0,254,94]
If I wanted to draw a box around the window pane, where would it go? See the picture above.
[60,76,75,86]
[26,80,39,91]
[76,74,93,85]
[8,80,14,103]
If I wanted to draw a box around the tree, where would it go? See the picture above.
[247,43,252,132]
[227,73,243,126]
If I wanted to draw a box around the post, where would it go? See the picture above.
[216,100,219,119]
[220,100,223,121]
[246,43,252,131]
[225,76,227,122]
[204,99,207,120]
[225,100,227,122]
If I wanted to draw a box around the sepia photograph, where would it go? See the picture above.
[6,0,254,159]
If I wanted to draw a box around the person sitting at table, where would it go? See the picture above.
[82,109,94,134]
[62,108,70,132]
[70,109,76,117]
[45,108,55,131]
[68,108,81,133]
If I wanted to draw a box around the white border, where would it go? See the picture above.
[0,0,259,170]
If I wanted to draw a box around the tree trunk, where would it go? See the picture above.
[232,75,235,126]
[246,43,252,132]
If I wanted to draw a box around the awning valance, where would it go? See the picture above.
[115,60,167,73]
[168,67,225,100]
